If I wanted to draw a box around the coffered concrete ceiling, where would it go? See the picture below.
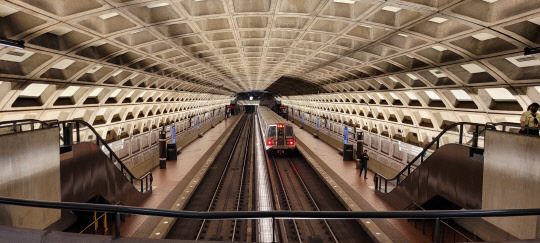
[0,0,537,95]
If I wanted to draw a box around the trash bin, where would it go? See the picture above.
[167,143,177,160]
[343,143,354,161]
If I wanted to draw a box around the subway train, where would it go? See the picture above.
[257,106,296,154]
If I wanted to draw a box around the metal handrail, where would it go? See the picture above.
[0,119,59,133]
[0,119,152,193]
[407,202,475,242]
[53,120,153,193]
[374,122,528,193]
[373,122,499,193]
[0,196,538,219]
[0,196,538,238]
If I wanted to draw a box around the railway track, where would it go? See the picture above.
[166,111,372,242]
[166,114,256,241]
[268,151,373,243]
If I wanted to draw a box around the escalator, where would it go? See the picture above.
[52,120,153,232]
[372,122,501,210]
[60,142,150,206]
[376,143,484,210]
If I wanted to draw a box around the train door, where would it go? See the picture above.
[285,125,294,146]
[267,125,276,146]
[277,124,285,146]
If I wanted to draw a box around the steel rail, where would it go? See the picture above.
[287,156,339,243]
[270,155,302,242]
[232,115,253,241]
[195,114,250,240]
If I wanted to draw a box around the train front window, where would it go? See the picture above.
[268,126,276,137]
[285,126,293,137]
[277,127,284,137]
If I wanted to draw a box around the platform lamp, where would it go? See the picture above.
[356,129,364,162]
[159,128,167,169]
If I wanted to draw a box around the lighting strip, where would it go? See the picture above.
[0,38,25,49]
[254,110,274,242]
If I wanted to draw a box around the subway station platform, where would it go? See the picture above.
[291,122,431,243]
[122,111,430,242]
[121,115,241,237]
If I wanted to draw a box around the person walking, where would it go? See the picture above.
[520,103,540,136]
[359,150,369,179]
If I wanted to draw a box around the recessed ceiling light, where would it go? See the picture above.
[461,63,485,73]
[109,89,121,98]
[20,83,49,98]
[451,89,473,101]
[99,12,119,20]
[505,55,540,68]
[88,88,103,98]
[147,2,169,8]
[52,59,75,70]
[527,16,540,26]
[381,6,402,12]
[397,33,408,37]
[0,50,34,62]
[334,0,355,4]
[59,86,80,98]
[112,70,122,76]
[429,69,447,78]
[406,73,419,80]
[431,45,447,52]
[49,27,72,36]
[425,91,441,100]
[471,33,496,41]
[483,0,498,3]
[406,91,418,100]
[92,41,107,47]
[485,88,515,101]
[428,17,448,24]
[0,5,18,17]
[87,65,102,74]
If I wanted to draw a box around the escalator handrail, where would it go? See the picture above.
[375,122,492,183]
[52,120,152,189]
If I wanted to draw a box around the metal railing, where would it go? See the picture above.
[406,202,476,242]
[373,122,538,193]
[56,120,153,193]
[373,122,494,193]
[0,196,538,242]
[0,119,58,134]
[0,119,152,194]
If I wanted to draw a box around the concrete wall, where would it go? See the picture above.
[0,128,61,229]
[483,130,540,239]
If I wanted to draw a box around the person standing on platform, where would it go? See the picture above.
[359,150,369,179]
[520,102,540,136]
